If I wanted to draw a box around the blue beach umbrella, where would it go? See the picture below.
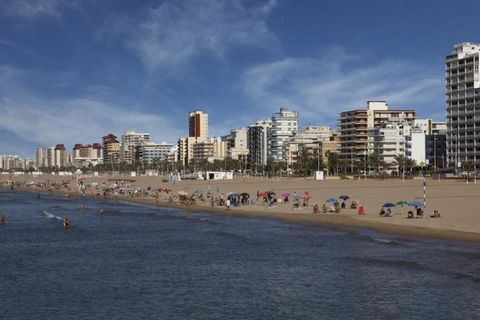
[382,202,396,208]
[339,195,350,201]
[409,201,425,208]
[326,197,338,203]
[395,200,409,207]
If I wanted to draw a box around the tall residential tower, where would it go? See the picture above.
[446,42,480,168]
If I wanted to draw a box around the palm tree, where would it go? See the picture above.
[404,158,417,175]
[327,151,339,176]
[368,152,381,174]
[393,154,407,177]
[462,161,475,179]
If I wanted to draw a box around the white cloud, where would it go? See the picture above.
[0,66,184,156]
[0,0,78,18]
[243,48,444,124]
[100,0,278,71]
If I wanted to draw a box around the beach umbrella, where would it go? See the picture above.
[326,197,338,203]
[193,189,203,194]
[395,201,409,207]
[177,191,188,196]
[282,192,291,197]
[227,192,238,197]
[339,195,350,200]
[240,192,249,197]
[382,202,396,208]
[409,201,425,208]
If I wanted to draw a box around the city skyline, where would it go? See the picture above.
[1,0,479,157]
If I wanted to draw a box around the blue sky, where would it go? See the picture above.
[1,0,479,157]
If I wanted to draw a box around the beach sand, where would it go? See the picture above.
[5,174,480,242]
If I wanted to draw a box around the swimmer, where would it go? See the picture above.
[80,203,85,210]
[0,214,6,225]
[63,217,70,229]
[99,207,104,215]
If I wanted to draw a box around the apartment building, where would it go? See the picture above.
[247,119,272,170]
[121,131,150,164]
[102,134,120,164]
[270,107,299,161]
[72,143,103,167]
[445,42,480,168]
[338,100,416,167]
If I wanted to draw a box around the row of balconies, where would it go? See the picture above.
[447,75,475,84]
[446,91,478,99]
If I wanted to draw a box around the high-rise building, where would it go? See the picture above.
[47,146,55,167]
[102,134,120,164]
[270,107,299,161]
[36,148,47,169]
[121,131,150,164]
[226,128,249,162]
[54,144,67,168]
[446,42,480,168]
[178,110,209,167]
[338,100,416,167]
[0,155,24,171]
[72,143,103,167]
[247,119,272,170]
[189,110,208,139]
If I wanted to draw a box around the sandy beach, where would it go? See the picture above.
[4,174,480,242]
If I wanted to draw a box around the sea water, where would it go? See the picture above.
[1,191,479,319]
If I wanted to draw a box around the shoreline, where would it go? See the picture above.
[6,186,480,244]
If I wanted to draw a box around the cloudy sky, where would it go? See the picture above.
[1,0,479,157]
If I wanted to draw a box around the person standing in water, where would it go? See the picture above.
[99,207,104,215]
[0,214,6,225]
[63,217,70,229]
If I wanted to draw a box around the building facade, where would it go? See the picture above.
[136,142,175,164]
[285,126,334,168]
[189,110,208,140]
[72,143,103,167]
[446,42,480,168]
[247,119,272,171]
[36,148,47,169]
[226,128,249,162]
[338,100,416,167]
[270,108,299,161]
[121,131,150,164]
[102,134,120,164]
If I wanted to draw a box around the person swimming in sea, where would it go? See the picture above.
[63,217,70,229]
[0,213,6,225]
